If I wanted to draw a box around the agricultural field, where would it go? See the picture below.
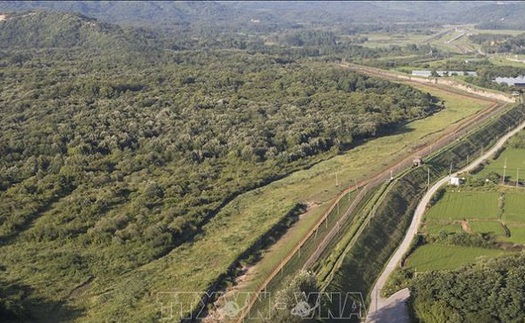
[477,148,525,182]
[421,188,525,242]
[359,25,521,55]
[406,244,506,271]
[503,192,525,222]
[356,32,433,49]
[423,190,501,221]
[412,132,525,272]
[425,221,463,235]
[469,221,507,236]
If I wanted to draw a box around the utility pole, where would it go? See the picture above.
[390,169,393,181]
[467,154,469,166]
[449,162,453,177]
[502,157,507,184]
[517,168,520,187]
[427,167,430,190]
[335,172,339,187]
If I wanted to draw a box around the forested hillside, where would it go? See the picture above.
[0,11,160,52]
[0,10,445,320]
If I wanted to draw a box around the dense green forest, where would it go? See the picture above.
[0,11,445,320]
[411,253,525,322]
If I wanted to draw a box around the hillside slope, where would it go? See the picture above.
[0,10,159,51]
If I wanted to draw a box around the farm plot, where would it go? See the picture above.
[502,192,525,222]
[477,148,525,182]
[406,244,506,271]
[469,221,507,236]
[424,221,463,235]
[502,224,525,245]
[424,191,501,221]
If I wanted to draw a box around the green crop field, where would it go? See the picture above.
[469,221,507,236]
[406,244,507,271]
[424,191,501,221]
[502,224,525,245]
[503,192,525,222]
[478,148,525,181]
[359,32,432,48]
[424,221,463,235]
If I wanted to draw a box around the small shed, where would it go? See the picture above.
[413,157,423,167]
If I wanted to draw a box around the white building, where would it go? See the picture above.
[411,70,477,77]
[450,176,461,186]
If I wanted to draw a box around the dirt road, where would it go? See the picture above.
[366,119,525,323]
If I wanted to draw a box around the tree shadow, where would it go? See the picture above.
[0,279,85,323]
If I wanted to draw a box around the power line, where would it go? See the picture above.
[502,157,507,184]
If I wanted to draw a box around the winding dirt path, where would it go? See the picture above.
[366,119,525,323]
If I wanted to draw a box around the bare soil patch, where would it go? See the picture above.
[459,220,471,234]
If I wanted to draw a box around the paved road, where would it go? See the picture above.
[366,119,525,323]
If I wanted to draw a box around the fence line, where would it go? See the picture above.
[233,71,512,323]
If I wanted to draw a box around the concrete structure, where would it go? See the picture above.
[412,70,477,77]
[413,157,423,167]
[494,76,525,87]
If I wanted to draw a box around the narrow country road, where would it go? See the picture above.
[366,119,525,323]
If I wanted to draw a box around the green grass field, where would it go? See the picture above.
[503,192,525,222]
[477,148,525,181]
[424,221,463,235]
[469,221,506,236]
[425,191,501,221]
[502,224,525,245]
[406,244,506,271]
[408,149,525,274]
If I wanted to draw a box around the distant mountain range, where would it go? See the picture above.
[0,1,525,30]
[0,10,161,51]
